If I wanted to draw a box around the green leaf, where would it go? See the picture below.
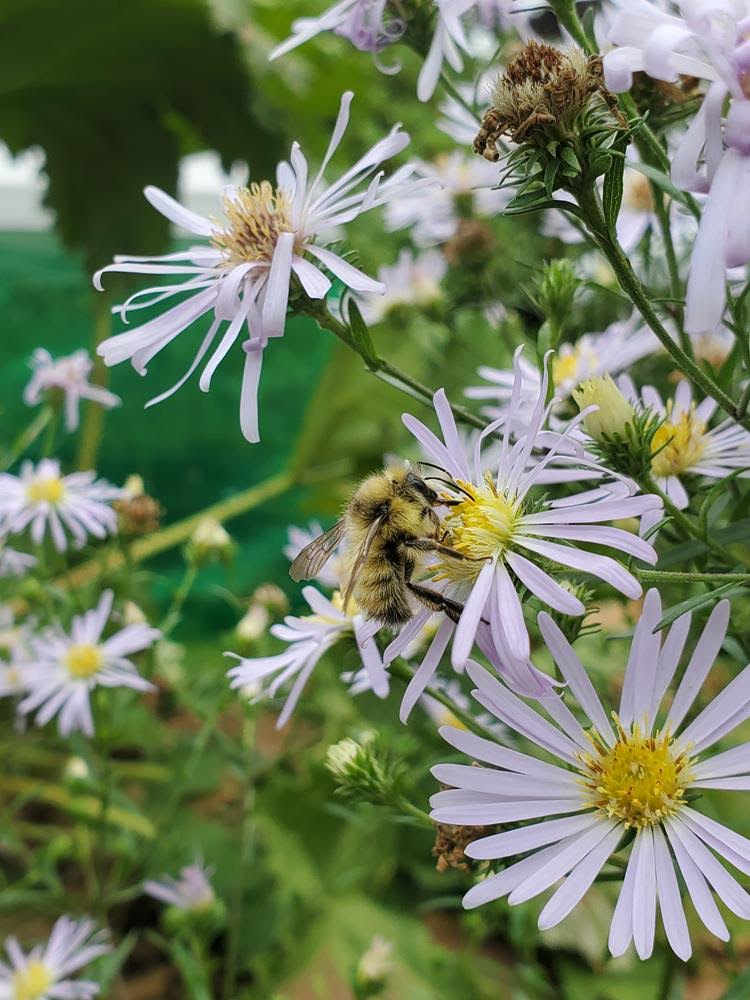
[602,145,626,232]
[653,583,746,632]
[722,967,750,1000]
[348,298,380,371]
[0,0,283,270]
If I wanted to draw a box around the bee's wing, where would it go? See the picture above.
[341,514,385,613]
[289,520,347,582]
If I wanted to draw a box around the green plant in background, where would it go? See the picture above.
[2,1,750,998]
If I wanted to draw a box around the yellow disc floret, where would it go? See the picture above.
[650,403,707,477]
[437,476,521,581]
[12,961,54,1000]
[65,643,104,680]
[26,475,65,505]
[211,182,294,266]
[581,720,694,829]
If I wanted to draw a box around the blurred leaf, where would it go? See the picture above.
[0,0,282,270]
[653,583,745,632]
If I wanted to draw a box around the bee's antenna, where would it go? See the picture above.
[422,475,474,500]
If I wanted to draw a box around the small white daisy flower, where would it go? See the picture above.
[19,591,159,736]
[403,351,661,668]
[94,92,420,443]
[619,375,750,535]
[357,248,447,324]
[384,151,509,245]
[226,585,388,728]
[0,459,122,553]
[431,590,750,961]
[0,539,37,579]
[466,315,657,422]
[0,915,110,1000]
[144,861,216,912]
[24,348,120,432]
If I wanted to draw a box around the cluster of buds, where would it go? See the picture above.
[573,376,662,480]
[185,517,234,567]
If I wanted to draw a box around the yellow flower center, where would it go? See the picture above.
[622,171,654,214]
[436,477,521,580]
[650,404,707,477]
[314,589,359,623]
[65,643,104,679]
[26,475,65,505]
[552,345,598,391]
[581,720,694,829]
[12,961,54,1000]
[211,182,294,266]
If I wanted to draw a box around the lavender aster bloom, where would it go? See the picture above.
[94,92,420,442]
[0,915,110,999]
[402,350,661,669]
[431,590,750,961]
[226,585,388,728]
[19,591,159,736]
[24,348,120,432]
[144,861,216,912]
[269,0,405,59]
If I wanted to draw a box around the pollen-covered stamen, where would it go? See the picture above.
[650,402,708,477]
[436,476,522,580]
[211,182,295,266]
[580,719,695,830]
[26,474,65,505]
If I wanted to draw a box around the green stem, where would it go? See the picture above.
[222,716,256,1000]
[547,0,594,53]
[396,796,434,827]
[309,305,486,430]
[1,407,53,470]
[388,659,498,744]
[77,291,113,470]
[574,184,746,428]
[638,569,750,584]
[160,563,199,636]
[651,193,689,353]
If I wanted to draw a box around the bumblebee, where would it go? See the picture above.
[289,463,475,626]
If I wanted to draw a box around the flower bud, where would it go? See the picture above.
[235,604,270,644]
[573,375,636,442]
[354,936,395,998]
[186,517,234,565]
[325,734,400,805]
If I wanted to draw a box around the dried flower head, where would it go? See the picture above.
[474,42,620,160]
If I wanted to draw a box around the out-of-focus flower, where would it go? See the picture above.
[403,352,660,670]
[235,604,271,644]
[19,591,159,736]
[0,539,36,579]
[0,459,122,552]
[227,585,389,728]
[417,0,476,102]
[356,935,395,992]
[357,248,447,324]
[270,0,406,60]
[466,315,656,422]
[144,861,216,912]
[385,152,509,245]
[23,348,120,432]
[619,374,750,534]
[0,915,110,1000]
[431,591,750,961]
[187,517,233,564]
[94,92,421,442]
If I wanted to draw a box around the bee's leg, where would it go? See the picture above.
[406,538,486,562]
[406,582,465,624]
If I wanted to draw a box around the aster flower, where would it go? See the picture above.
[144,861,216,911]
[0,459,122,552]
[403,351,661,668]
[465,315,657,422]
[430,589,750,961]
[269,0,406,61]
[94,92,419,442]
[0,915,109,1000]
[23,348,120,432]
[19,590,159,736]
[356,248,447,324]
[0,539,36,579]
[602,2,750,331]
[618,375,750,534]
[385,151,508,245]
[417,0,476,102]
[226,585,388,728]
